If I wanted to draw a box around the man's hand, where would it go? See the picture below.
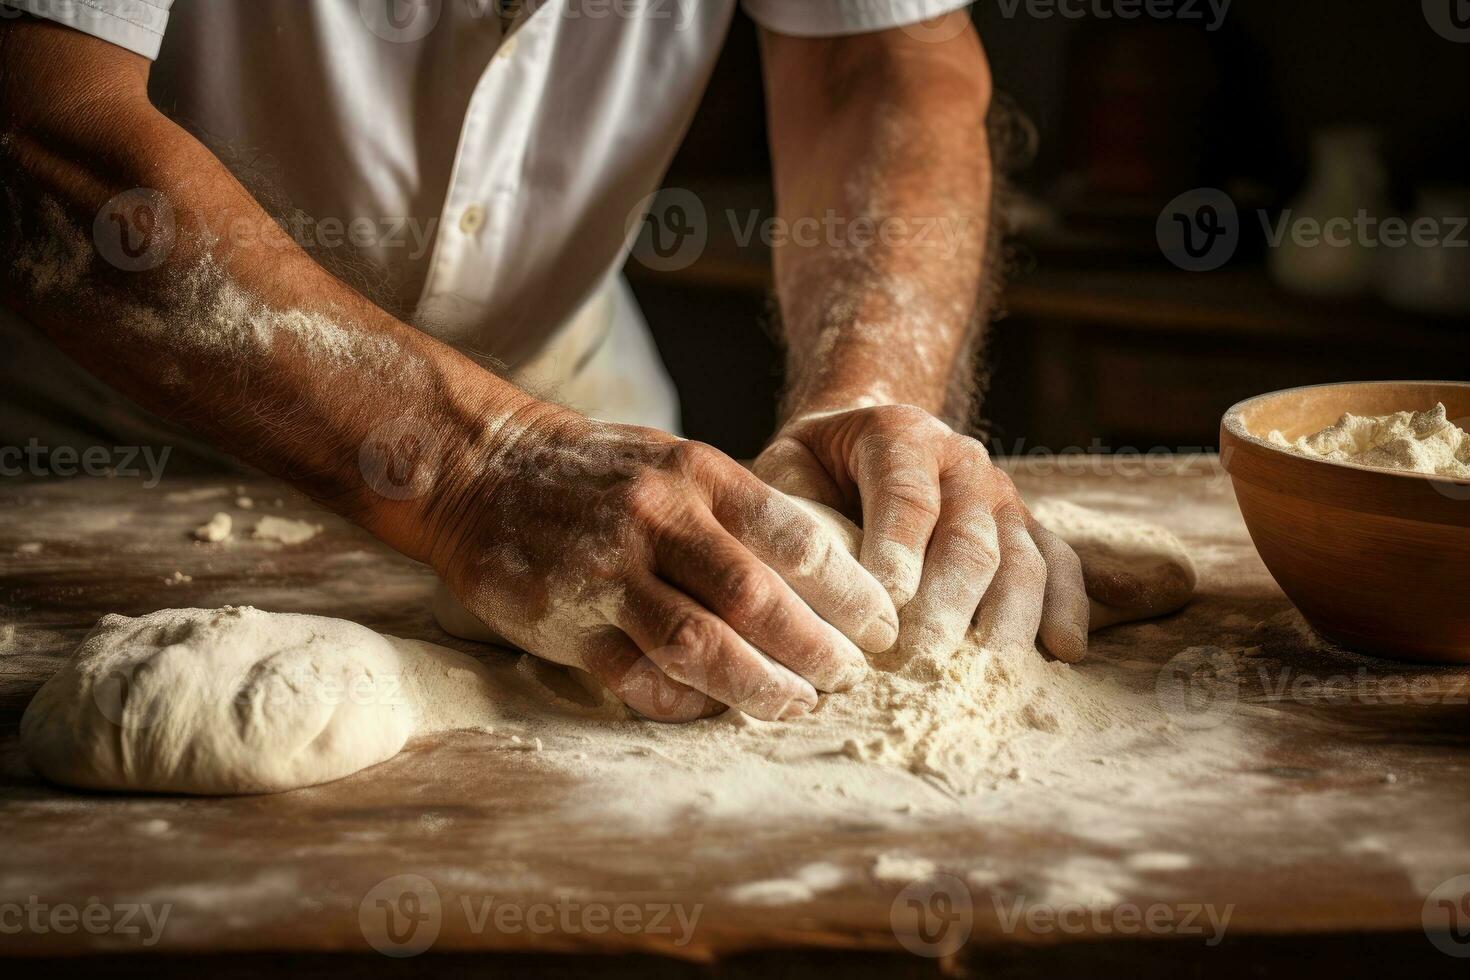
[754,405,1089,662]
[754,21,1083,658]
[420,407,899,723]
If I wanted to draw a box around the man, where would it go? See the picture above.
[0,0,1088,723]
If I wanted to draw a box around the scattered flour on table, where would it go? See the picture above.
[164,487,229,504]
[871,853,938,883]
[1267,402,1470,478]
[191,512,233,543]
[252,516,321,545]
[19,497,1278,900]
[725,862,848,906]
[1125,851,1193,872]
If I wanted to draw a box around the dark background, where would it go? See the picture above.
[627,0,1470,459]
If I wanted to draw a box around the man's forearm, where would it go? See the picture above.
[760,19,993,428]
[0,20,541,560]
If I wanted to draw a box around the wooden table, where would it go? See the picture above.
[2,458,1468,977]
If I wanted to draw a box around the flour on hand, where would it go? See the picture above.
[435,497,1196,796]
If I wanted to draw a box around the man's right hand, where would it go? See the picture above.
[412,404,899,722]
[0,17,897,725]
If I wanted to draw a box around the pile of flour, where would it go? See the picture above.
[1267,402,1470,478]
[506,623,1151,805]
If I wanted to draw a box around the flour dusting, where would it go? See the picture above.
[252,516,321,545]
[1268,402,1470,478]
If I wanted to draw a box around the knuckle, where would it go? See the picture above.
[884,404,943,432]
[670,440,724,478]
[954,432,993,462]
[1041,529,1084,577]
[948,516,1002,567]
[667,612,723,657]
[945,433,994,468]
[714,563,775,622]
[1010,537,1048,584]
[881,479,943,523]
[615,473,671,526]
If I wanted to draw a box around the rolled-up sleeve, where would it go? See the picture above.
[741,0,972,37]
[0,0,173,59]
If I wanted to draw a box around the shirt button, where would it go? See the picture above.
[459,204,486,236]
[497,34,519,60]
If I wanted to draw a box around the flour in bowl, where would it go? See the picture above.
[1267,402,1470,478]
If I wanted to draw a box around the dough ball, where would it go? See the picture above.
[1030,499,1197,629]
[21,607,417,795]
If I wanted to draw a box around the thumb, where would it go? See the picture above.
[752,434,845,508]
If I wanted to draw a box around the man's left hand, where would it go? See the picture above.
[754,405,1090,662]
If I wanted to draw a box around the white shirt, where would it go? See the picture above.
[3,0,969,432]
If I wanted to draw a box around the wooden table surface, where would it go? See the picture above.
[2,457,1468,977]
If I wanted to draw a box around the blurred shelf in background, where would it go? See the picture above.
[627,181,1468,456]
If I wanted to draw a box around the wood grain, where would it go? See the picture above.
[2,458,1468,974]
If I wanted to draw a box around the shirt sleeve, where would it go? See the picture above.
[0,0,173,59]
[741,0,972,37]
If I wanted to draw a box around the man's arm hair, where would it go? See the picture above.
[0,16,532,558]
[759,16,994,431]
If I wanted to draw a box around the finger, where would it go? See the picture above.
[974,513,1049,652]
[615,578,818,721]
[578,629,722,723]
[656,509,869,692]
[897,466,999,659]
[711,475,899,654]
[854,439,942,608]
[1025,518,1091,662]
[751,434,845,509]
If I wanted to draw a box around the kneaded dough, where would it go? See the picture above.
[434,497,1196,644]
[1029,499,1197,629]
[21,607,503,795]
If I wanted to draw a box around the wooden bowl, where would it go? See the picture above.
[1220,381,1470,664]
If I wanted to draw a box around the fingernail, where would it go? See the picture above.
[1067,628,1089,660]
[827,655,870,693]
[859,616,899,653]
[778,695,816,720]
